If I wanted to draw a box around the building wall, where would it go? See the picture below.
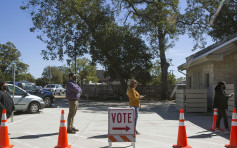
[213,50,237,107]
[186,49,237,109]
[186,63,215,108]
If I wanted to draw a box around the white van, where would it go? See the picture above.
[7,84,45,113]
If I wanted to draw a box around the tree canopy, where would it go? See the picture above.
[0,42,30,81]
[71,58,98,85]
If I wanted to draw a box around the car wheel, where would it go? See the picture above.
[28,102,40,114]
[44,97,52,107]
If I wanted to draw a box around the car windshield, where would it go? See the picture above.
[46,84,55,88]
[25,84,37,91]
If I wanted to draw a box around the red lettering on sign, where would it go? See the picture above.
[117,113,122,123]
[128,113,132,123]
[123,113,127,123]
[112,113,116,123]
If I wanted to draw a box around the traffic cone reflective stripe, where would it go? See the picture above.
[55,110,71,148]
[209,108,218,130]
[0,109,14,148]
[225,108,237,148]
[173,109,192,148]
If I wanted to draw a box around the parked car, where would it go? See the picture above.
[7,84,45,113]
[23,84,54,107]
[8,82,55,107]
[36,86,42,90]
[43,84,65,95]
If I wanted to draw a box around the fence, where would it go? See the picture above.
[81,85,175,99]
[226,84,235,116]
[175,89,185,111]
[186,89,207,112]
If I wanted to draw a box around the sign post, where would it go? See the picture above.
[11,63,16,122]
[108,107,136,148]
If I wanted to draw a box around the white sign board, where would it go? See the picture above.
[108,108,135,135]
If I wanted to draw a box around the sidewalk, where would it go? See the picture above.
[7,99,231,148]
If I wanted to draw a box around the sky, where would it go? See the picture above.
[0,1,214,79]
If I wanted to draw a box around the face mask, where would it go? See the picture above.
[223,86,226,90]
[73,76,77,81]
[3,85,7,90]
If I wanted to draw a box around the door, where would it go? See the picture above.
[8,85,28,111]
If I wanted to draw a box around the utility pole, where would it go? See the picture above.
[11,63,16,122]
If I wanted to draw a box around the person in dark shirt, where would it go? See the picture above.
[66,73,82,134]
[0,81,15,121]
[213,81,234,134]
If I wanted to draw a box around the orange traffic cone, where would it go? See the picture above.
[0,109,14,148]
[55,110,71,148]
[209,108,224,131]
[173,109,192,148]
[225,108,237,148]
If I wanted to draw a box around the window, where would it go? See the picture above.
[8,85,26,96]
[46,84,55,88]
[205,73,210,88]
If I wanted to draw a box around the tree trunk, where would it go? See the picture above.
[158,32,169,100]
[113,68,128,100]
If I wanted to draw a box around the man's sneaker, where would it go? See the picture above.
[72,127,79,132]
[215,129,221,133]
[225,129,230,134]
[67,129,76,134]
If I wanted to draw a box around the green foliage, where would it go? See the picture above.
[35,78,48,87]
[18,73,35,82]
[71,58,98,85]
[57,66,72,86]
[0,42,30,81]
[91,24,152,85]
[185,0,237,42]
[150,60,176,85]
[42,66,63,85]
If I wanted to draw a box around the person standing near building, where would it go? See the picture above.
[127,80,144,134]
[66,73,82,134]
[213,81,234,134]
[0,81,15,121]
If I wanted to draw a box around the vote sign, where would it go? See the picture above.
[108,108,135,135]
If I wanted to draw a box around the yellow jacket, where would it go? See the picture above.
[127,88,140,107]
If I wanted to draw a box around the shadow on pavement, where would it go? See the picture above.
[100,145,132,148]
[140,100,231,140]
[10,133,58,139]
[88,134,107,139]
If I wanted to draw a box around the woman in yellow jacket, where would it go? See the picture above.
[127,80,144,134]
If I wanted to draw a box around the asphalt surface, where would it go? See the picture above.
[5,97,232,148]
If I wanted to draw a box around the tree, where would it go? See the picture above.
[18,73,35,82]
[91,23,152,95]
[111,0,183,99]
[41,66,63,85]
[71,58,98,85]
[57,66,72,86]
[22,0,152,97]
[0,42,29,81]
[185,0,237,42]
[35,77,48,87]
[21,0,106,75]
[150,60,175,85]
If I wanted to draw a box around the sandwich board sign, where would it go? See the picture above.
[108,107,136,148]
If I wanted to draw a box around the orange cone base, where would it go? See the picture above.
[0,145,14,148]
[54,145,71,148]
[225,144,237,148]
[173,144,192,148]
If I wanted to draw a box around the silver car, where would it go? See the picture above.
[7,84,45,113]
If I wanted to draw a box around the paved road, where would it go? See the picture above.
[6,98,231,148]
